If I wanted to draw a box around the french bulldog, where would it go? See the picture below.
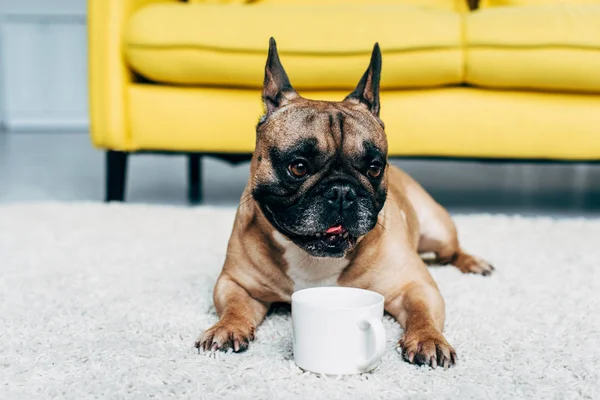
[195,38,493,368]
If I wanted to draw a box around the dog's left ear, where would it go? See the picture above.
[262,37,297,119]
[345,43,382,118]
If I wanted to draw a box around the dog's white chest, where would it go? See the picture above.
[273,232,349,292]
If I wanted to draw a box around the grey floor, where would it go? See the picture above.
[1,132,599,216]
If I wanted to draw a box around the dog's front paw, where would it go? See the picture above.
[195,318,255,353]
[398,328,457,369]
[453,251,494,276]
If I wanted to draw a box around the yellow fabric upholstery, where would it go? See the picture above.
[125,3,463,89]
[89,0,600,161]
[382,89,600,160]
[466,4,600,93]
[88,0,180,150]
[479,0,600,8]
[258,0,468,12]
[129,85,600,160]
[188,0,244,3]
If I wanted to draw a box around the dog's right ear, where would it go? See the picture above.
[261,38,297,121]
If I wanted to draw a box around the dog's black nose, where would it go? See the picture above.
[323,184,357,210]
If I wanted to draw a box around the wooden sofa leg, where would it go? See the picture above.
[188,154,202,204]
[105,151,128,202]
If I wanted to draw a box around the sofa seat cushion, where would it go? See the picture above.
[125,3,463,90]
[466,4,600,93]
[479,0,600,8]
[256,0,468,12]
[127,85,600,160]
[188,0,246,3]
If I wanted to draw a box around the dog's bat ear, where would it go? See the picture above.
[345,43,382,118]
[262,37,297,119]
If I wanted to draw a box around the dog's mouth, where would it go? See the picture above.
[285,224,358,256]
[263,205,358,257]
[305,225,354,244]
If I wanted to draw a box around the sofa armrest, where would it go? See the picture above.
[88,0,179,150]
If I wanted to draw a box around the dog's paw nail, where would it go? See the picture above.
[442,354,453,369]
[211,343,219,352]
[234,340,240,352]
[430,356,437,369]
[408,352,415,363]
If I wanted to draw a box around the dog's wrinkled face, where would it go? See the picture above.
[252,39,388,258]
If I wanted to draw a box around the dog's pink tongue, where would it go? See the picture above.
[325,225,343,234]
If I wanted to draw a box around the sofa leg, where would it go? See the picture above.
[188,154,202,204]
[105,151,128,202]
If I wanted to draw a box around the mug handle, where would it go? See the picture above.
[356,317,386,371]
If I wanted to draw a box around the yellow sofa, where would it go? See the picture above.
[88,0,600,202]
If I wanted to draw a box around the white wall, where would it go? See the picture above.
[0,0,88,132]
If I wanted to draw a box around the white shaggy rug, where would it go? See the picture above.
[1,203,599,399]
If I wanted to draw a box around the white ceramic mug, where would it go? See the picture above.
[291,287,386,375]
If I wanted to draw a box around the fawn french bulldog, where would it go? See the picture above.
[195,38,493,368]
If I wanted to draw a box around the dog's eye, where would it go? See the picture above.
[367,164,382,179]
[289,160,309,178]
